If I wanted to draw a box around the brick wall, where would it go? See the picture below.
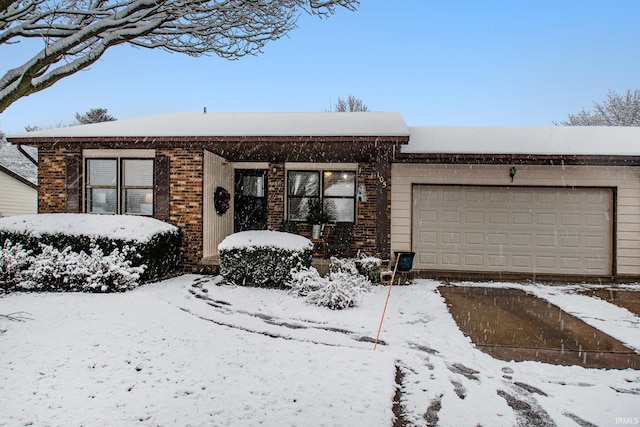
[354,161,391,258]
[157,147,203,268]
[36,146,391,268]
[267,163,285,230]
[38,146,204,269]
[37,146,82,213]
[265,160,391,259]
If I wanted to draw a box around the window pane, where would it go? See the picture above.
[325,198,354,222]
[288,197,316,221]
[323,171,355,197]
[87,159,117,186]
[288,171,319,197]
[123,159,153,187]
[242,176,264,197]
[88,188,117,214]
[124,189,153,215]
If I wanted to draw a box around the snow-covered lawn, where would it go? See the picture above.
[1,276,639,426]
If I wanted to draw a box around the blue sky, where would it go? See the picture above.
[1,0,639,134]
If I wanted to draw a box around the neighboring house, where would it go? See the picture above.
[8,113,640,281]
[0,142,38,218]
[0,163,37,217]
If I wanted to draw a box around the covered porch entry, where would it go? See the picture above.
[199,136,404,268]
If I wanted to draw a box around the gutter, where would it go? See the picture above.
[17,144,38,166]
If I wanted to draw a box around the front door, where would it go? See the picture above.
[234,169,268,232]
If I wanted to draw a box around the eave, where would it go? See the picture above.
[8,135,409,163]
[393,152,640,167]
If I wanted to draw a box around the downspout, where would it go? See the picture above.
[17,144,38,166]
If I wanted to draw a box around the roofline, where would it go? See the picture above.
[394,152,640,166]
[0,164,37,189]
[7,135,410,146]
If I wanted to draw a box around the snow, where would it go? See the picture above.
[0,141,37,184]
[0,213,177,243]
[404,126,640,156]
[1,276,638,426]
[7,112,410,139]
[218,230,313,252]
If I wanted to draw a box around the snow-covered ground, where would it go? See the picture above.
[1,276,638,426]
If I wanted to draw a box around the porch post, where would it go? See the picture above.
[375,149,391,258]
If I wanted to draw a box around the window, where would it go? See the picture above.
[287,170,356,222]
[86,158,154,215]
[323,171,356,222]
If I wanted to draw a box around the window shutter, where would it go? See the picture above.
[66,157,81,213]
[154,155,170,221]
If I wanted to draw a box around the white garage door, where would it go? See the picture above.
[412,186,613,276]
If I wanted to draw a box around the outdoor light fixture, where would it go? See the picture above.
[509,166,517,182]
[272,166,278,174]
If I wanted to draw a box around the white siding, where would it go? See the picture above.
[202,151,234,260]
[391,164,640,278]
[0,171,37,217]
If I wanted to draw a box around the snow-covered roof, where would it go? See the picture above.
[0,142,37,184]
[9,112,409,139]
[404,126,640,156]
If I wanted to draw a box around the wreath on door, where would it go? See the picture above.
[214,186,230,216]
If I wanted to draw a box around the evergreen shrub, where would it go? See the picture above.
[219,231,313,287]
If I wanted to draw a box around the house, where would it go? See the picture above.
[0,144,37,217]
[8,112,640,281]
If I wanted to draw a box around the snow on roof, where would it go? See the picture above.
[0,213,178,243]
[218,230,313,252]
[404,126,640,156]
[9,112,409,139]
[0,142,37,184]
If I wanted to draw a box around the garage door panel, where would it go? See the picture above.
[412,186,613,276]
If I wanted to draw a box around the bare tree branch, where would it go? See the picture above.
[0,0,359,112]
[332,95,368,112]
[555,89,640,126]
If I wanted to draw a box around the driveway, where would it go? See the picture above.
[439,284,640,369]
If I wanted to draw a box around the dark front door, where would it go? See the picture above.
[234,169,268,232]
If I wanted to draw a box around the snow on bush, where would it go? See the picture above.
[0,214,181,282]
[22,244,144,292]
[0,241,32,292]
[219,231,313,288]
[288,257,372,310]
[0,241,145,293]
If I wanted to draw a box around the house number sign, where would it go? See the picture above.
[376,172,387,188]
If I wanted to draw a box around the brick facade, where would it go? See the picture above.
[266,163,285,230]
[264,160,391,259]
[35,145,393,270]
[37,146,82,213]
[157,147,204,268]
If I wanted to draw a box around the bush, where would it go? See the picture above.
[0,241,32,293]
[0,214,181,282]
[22,243,144,292]
[288,257,372,310]
[0,241,145,293]
[219,231,313,287]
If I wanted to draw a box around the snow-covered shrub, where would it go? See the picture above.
[219,231,313,287]
[305,279,362,310]
[0,240,32,292]
[287,257,372,310]
[21,243,145,292]
[0,214,181,282]
[288,266,324,297]
[354,254,383,283]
